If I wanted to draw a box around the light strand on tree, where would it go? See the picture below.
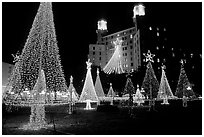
[141,50,159,99]
[4,2,68,104]
[95,68,105,100]
[79,59,99,103]
[175,59,195,98]
[157,65,175,100]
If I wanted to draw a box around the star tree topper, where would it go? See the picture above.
[143,50,155,63]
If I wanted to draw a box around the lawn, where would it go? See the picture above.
[2,99,202,135]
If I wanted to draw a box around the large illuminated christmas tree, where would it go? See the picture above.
[79,59,98,109]
[141,50,159,99]
[175,60,195,98]
[4,2,68,103]
[103,38,124,74]
[94,68,105,99]
[157,65,174,100]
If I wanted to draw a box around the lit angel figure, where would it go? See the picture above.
[11,51,21,63]
[103,38,124,74]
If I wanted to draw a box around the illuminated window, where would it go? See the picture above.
[130,34,133,39]
[157,32,159,37]
[164,28,166,31]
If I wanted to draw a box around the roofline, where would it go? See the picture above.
[103,27,135,38]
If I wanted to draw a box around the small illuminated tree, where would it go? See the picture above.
[68,75,79,114]
[157,65,175,104]
[134,85,145,106]
[141,50,159,101]
[95,68,105,100]
[79,59,99,110]
[107,83,115,105]
[175,60,195,98]
[124,75,135,107]
[103,38,124,74]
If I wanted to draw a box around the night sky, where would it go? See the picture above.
[2,2,202,94]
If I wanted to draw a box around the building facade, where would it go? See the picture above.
[88,24,141,73]
[2,62,14,92]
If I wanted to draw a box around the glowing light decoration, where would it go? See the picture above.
[103,38,124,74]
[124,77,135,106]
[157,65,175,102]
[95,68,105,100]
[107,83,115,105]
[68,75,79,102]
[143,50,155,63]
[157,58,160,63]
[133,4,145,18]
[79,59,99,110]
[149,26,152,30]
[20,69,48,130]
[107,83,115,97]
[97,19,107,31]
[3,2,68,105]
[134,85,145,106]
[175,59,195,98]
[190,53,193,58]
